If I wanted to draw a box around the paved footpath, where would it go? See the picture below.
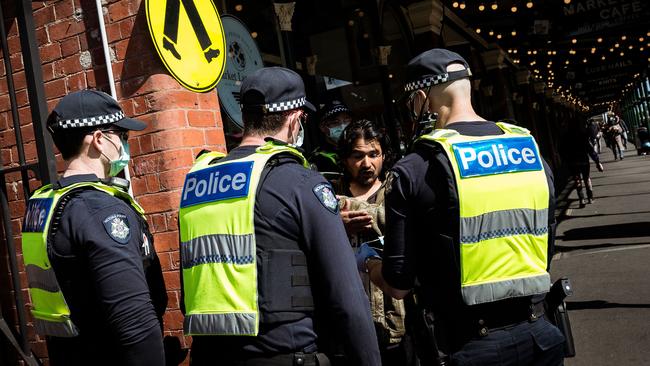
[551,146,650,366]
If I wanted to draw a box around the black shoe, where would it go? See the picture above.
[587,198,594,204]
[163,37,182,60]
[204,47,220,63]
[579,199,586,208]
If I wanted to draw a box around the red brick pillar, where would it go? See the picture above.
[0,0,227,363]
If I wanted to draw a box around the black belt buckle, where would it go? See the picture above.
[477,319,489,337]
[293,352,315,366]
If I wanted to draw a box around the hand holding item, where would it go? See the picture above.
[339,197,374,234]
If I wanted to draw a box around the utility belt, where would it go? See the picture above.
[233,352,330,366]
[467,300,546,337]
[439,297,546,350]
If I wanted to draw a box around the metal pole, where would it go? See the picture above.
[95,0,117,99]
[3,1,37,357]
[0,175,40,366]
[16,0,57,185]
[94,0,134,195]
[0,2,30,198]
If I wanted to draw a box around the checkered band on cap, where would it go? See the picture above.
[265,97,306,112]
[322,105,350,121]
[404,73,449,92]
[56,111,125,129]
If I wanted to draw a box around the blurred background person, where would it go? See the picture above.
[605,113,625,160]
[587,118,602,154]
[636,126,650,155]
[563,120,604,208]
[308,100,353,183]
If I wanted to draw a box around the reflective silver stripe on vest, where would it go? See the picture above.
[26,264,61,293]
[460,208,548,244]
[462,273,551,305]
[181,234,254,269]
[184,312,256,335]
[33,317,79,338]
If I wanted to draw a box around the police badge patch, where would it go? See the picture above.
[313,183,339,214]
[384,171,398,197]
[102,213,131,244]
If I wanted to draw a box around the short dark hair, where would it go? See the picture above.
[338,119,395,175]
[242,108,291,136]
[47,112,94,160]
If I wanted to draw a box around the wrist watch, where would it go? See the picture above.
[364,256,381,272]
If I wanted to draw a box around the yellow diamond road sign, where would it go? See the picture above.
[146,0,226,92]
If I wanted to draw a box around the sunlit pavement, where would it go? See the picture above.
[551,145,650,366]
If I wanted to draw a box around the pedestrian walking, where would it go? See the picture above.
[563,120,605,208]
[606,115,625,160]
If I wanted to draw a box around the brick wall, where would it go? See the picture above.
[0,0,226,364]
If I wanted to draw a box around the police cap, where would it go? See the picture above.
[320,100,351,125]
[240,67,315,113]
[48,90,146,132]
[404,48,472,92]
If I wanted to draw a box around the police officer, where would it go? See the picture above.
[308,100,352,178]
[356,49,565,365]
[21,90,167,365]
[179,67,380,366]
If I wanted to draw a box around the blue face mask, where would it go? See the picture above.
[102,134,130,177]
[328,123,348,142]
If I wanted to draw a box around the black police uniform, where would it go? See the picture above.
[383,121,565,365]
[189,142,381,366]
[46,174,166,366]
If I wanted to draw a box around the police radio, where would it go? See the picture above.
[417,112,438,136]
[545,277,576,358]
[408,112,438,151]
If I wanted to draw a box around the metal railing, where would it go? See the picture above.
[0,1,58,364]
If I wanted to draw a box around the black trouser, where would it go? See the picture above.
[198,352,330,366]
[571,163,592,201]
[450,318,565,366]
[381,336,418,366]
[47,326,164,366]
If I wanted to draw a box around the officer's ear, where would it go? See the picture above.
[87,130,108,156]
[411,89,428,113]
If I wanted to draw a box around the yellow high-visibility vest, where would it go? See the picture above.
[420,122,551,305]
[179,142,308,336]
[22,181,145,337]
